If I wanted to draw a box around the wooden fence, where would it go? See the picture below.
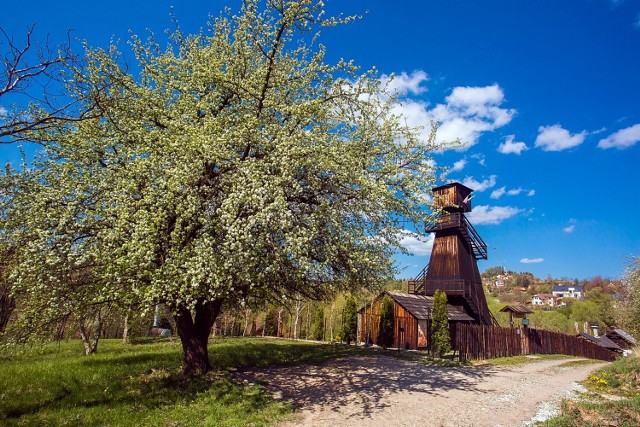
[454,324,618,362]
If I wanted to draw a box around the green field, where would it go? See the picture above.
[0,337,365,426]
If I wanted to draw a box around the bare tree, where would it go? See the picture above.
[0,25,103,144]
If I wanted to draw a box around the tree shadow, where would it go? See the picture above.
[233,353,500,420]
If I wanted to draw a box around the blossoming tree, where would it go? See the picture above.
[1,0,446,374]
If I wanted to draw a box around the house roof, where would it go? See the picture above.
[579,333,621,350]
[385,291,475,322]
[552,285,583,292]
[534,293,556,299]
[608,329,637,345]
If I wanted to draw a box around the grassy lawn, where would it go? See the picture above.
[474,353,581,367]
[540,351,640,426]
[0,337,365,426]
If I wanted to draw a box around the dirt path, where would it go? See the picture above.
[235,354,609,427]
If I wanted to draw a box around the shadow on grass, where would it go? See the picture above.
[1,338,343,424]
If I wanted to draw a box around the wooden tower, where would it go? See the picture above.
[409,183,495,325]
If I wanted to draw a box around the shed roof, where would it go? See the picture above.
[386,291,474,322]
[579,333,621,350]
[500,305,533,314]
[608,329,637,345]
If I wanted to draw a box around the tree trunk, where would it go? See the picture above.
[277,307,283,338]
[78,311,103,355]
[293,298,304,340]
[328,301,335,342]
[0,285,15,333]
[173,299,223,375]
[122,312,130,344]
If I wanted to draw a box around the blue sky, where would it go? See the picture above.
[2,0,640,280]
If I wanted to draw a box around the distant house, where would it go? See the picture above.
[494,279,505,287]
[358,291,474,350]
[531,293,560,307]
[552,284,583,299]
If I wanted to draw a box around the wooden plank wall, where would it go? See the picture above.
[359,297,382,345]
[394,304,418,349]
[358,298,419,349]
[455,324,618,362]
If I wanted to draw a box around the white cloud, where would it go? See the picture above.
[380,75,514,150]
[0,106,7,117]
[491,186,527,199]
[427,84,515,149]
[470,153,486,166]
[535,124,587,151]
[563,218,576,233]
[598,124,640,150]
[490,186,506,199]
[451,158,467,172]
[520,258,544,264]
[381,70,429,96]
[461,175,497,192]
[467,205,523,225]
[397,230,435,256]
[527,189,536,197]
[498,135,529,155]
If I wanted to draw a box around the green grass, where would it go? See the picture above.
[0,337,365,426]
[475,353,576,366]
[539,351,640,426]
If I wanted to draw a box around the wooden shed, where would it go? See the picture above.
[579,333,622,352]
[500,305,533,328]
[605,329,637,350]
[358,291,474,350]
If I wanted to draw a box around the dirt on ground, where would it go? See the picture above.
[234,353,609,427]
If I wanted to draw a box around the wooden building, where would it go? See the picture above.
[578,333,622,353]
[408,183,495,325]
[500,305,533,328]
[605,329,637,350]
[358,291,473,350]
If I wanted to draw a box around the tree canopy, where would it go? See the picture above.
[0,0,445,374]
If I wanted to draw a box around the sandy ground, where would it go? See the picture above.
[234,354,609,427]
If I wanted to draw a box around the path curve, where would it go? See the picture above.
[236,354,608,427]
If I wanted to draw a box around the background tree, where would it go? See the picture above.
[1,0,443,374]
[570,300,601,326]
[618,257,640,337]
[431,289,451,357]
[481,266,505,278]
[341,295,358,345]
[584,287,615,327]
[528,311,571,334]
[310,303,325,341]
[378,297,394,349]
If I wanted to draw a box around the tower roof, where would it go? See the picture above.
[432,182,474,194]
[432,182,474,212]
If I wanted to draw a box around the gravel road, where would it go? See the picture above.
[235,353,608,427]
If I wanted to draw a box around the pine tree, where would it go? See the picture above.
[378,297,395,349]
[342,295,358,345]
[431,290,452,357]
